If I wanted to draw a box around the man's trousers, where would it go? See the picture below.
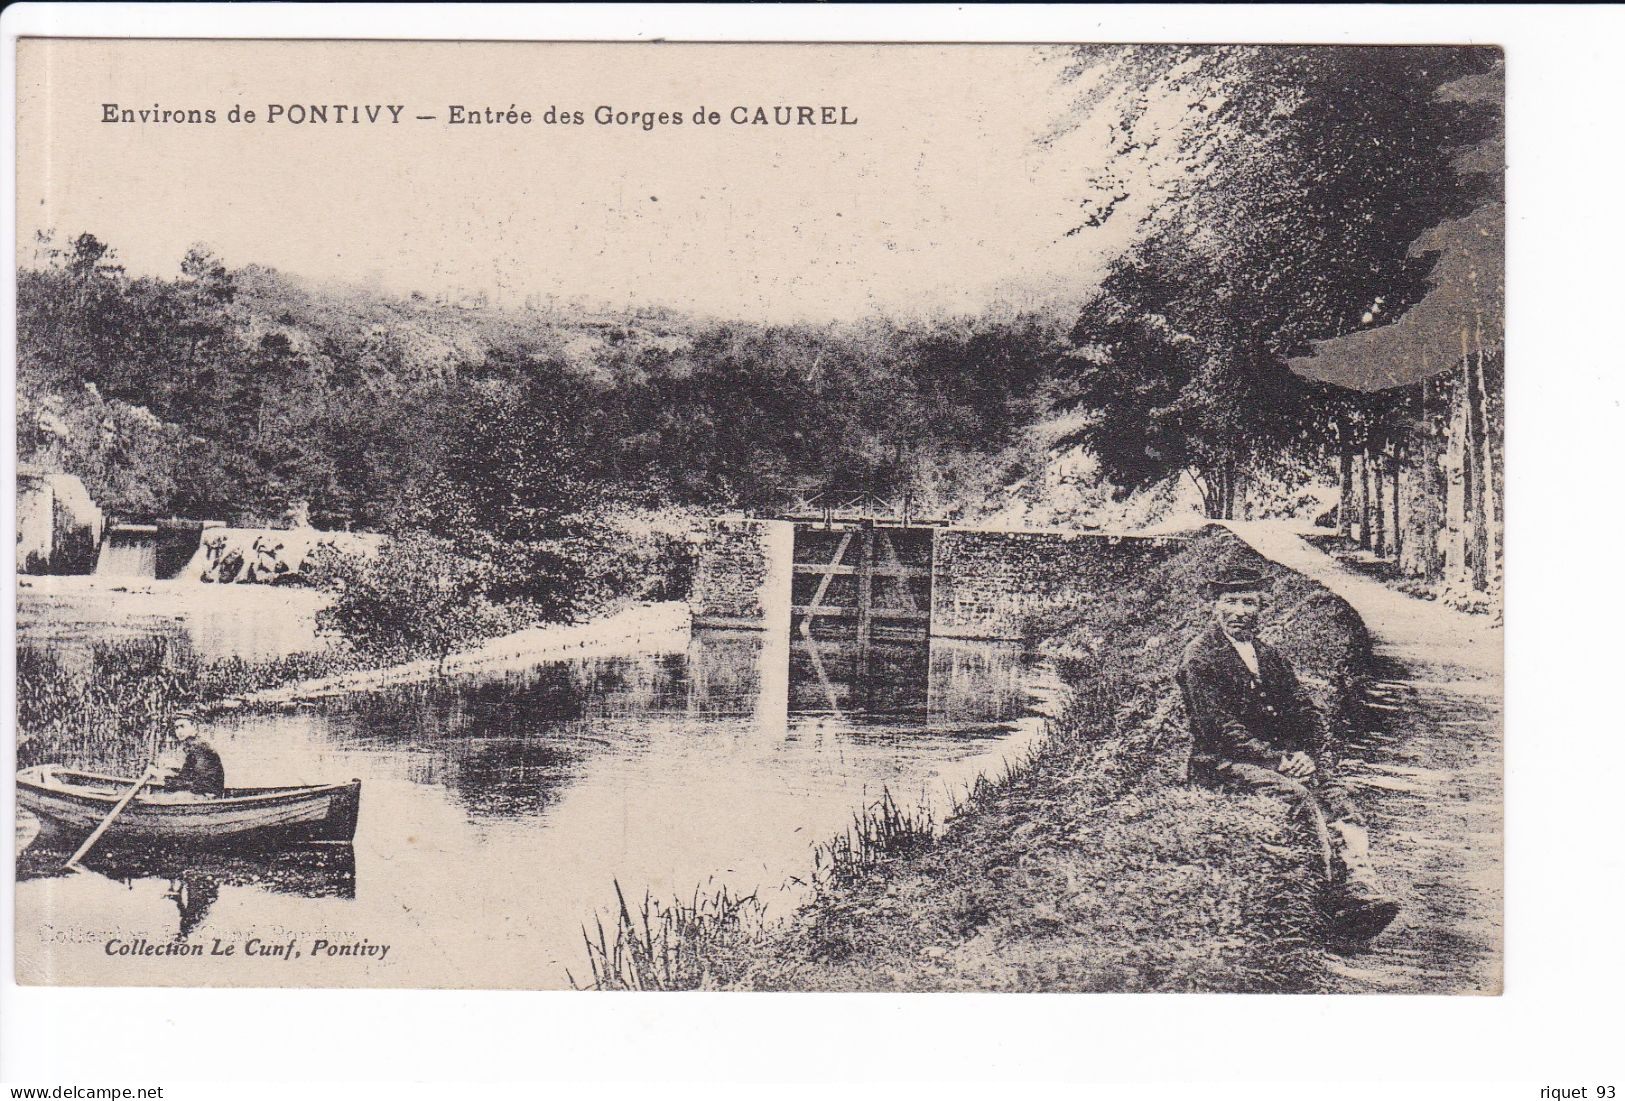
[1208,760,1366,881]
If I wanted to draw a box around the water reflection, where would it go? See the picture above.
[790,636,930,717]
[438,737,584,820]
[18,842,357,943]
[170,872,220,939]
[16,625,1055,988]
[692,629,1039,729]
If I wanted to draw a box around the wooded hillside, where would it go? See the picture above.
[17,235,1060,531]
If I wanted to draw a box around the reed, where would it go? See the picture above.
[575,879,766,991]
[576,788,939,990]
[14,638,366,774]
[17,638,197,774]
[194,649,369,701]
[813,786,937,887]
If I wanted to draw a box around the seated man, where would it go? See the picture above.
[161,715,226,798]
[1176,566,1400,941]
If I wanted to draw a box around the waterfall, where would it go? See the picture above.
[94,525,159,578]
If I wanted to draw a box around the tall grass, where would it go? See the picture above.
[16,638,193,775]
[14,638,365,775]
[577,787,943,991]
[814,787,937,886]
[575,880,766,991]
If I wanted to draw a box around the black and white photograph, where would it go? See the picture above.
[11,35,1506,1000]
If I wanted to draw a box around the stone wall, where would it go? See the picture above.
[16,475,54,573]
[931,529,1182,640]
[16,471,103,575]
[690,517,795,632]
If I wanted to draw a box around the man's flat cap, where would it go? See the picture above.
[1208,566,1267,595]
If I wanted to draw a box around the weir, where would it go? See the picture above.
[85,521,385,583]
[94,525,159,578]
[156,520,225,579]
[93,519,237,581]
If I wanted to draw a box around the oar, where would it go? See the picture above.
[64,765,160,871]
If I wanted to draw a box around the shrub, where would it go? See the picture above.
[585,504,704,605]
[305,531,528,671]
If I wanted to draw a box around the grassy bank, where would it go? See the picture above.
[584,525,1373,992]
[14,638,375,776]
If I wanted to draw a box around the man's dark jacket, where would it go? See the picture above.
[167,742,226,798]
[1176,622,1323,783]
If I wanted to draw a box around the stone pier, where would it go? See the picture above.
[690,517,796,634]
[16,468,102,575]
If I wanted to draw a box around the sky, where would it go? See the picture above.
[16,40,1146,323]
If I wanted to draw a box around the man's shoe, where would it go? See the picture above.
[1329,894,1401,942]
[1326,820,1399,941]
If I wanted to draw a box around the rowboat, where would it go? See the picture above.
[16,765,360,851]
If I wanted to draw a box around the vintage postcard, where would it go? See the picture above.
[12,38,1503,993]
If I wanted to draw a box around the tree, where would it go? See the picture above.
[404,358,617,621]
[1287,60,1505,595]
[64,232,125,282]
[1057,232,1319,518]
[1051,46,1500,518]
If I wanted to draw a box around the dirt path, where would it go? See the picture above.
[1224,521,1503,995]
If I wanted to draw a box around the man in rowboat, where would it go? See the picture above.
[159,715,227,798]
[1176,566,1400,942]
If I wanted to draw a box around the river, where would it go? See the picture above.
[15,622,1059,988]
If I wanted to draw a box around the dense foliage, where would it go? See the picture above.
[304,532,522,670]
[1052,46,1502,516]
[17,237,1060,535]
